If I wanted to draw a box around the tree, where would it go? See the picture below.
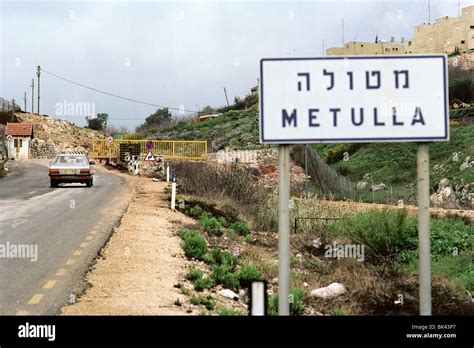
[136,108,172,132]
[85,113,108,131]
[199,105,214,115]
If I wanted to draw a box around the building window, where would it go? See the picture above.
[461,40,465,44]
[408,41,412,46]
[385,48,391,52]
[361,44,363,47]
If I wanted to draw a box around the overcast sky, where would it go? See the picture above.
[0,0,467,130]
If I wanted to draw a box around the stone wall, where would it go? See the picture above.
[207,148,278,164]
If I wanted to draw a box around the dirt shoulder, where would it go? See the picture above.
[61,176,196,315]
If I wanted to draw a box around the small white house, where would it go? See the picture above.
[6,122,33,160]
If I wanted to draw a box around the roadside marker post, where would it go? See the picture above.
[259,55,449,316]
[171,172,177,210]
[249,281,267,316]
[166,162,170,182]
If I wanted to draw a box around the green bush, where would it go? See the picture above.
[219,308,242,316]
[194,277,215,292]
[186,204,204,219]
[329,209,417,263]
[191,295,216,310]
[238,264,262,287]
[211,265,240,290]
[207,248,239,269]
[449,78,474,103]
[230,221,250,236]
[430,217,472,256]
[331,308,348,316]
[268,288,305,316]
[180,230,208,260]
[198,213,222,234]
[185,268,204,282]
[218,216,228,227]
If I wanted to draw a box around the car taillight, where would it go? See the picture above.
[49,169,59,175]
[80,169,90,174]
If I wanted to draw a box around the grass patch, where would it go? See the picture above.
[268,288,305,316]
[185,268,204,282]
[229,220,251,236]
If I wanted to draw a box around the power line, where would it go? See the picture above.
[40,68,198,113]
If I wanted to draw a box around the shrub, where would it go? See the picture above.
[194,277,215,292]
[186,204,204,219]
[238,264,262,287]
[430,217,472,256]
[198,213,222,234]
[191,295,216,310]
[331,308,348,316]
[230,221,250,236]
[329,209,417,264]
[219,308,242,316]
[211,265,240,290]
[218,216,228,227]
[208,248,239,269]
[180,230,208,260]
[185,268,204,282]
[267,288,305,316]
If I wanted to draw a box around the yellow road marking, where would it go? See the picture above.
[66,258,76,266]
[73,250,82,256]
[56,268,67,276]
[16,310,29,315]
[85,235,93,241]
[80,242,88,248]
[27,294,44,305]
[43,280,57,289]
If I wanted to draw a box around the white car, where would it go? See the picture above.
[48,153,95,188]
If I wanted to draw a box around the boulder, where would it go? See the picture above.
[218,289,239,300]
[310,283,346,299]
[356,181,368,191]
[371,183,386,191]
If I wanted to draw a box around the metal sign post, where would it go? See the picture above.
[417,143,431,315]
[259,55,449,316]
[278,145,291,316]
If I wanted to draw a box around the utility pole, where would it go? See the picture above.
[12,98,15,112]
[458,0,460,17]
[341,19,345,45]
[428,0,431,23]
[31,79,34,114]
[223,86,230,107]
[37,65,41,115]
[23,92,27,112]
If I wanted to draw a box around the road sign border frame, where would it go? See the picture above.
[259,54,449,144]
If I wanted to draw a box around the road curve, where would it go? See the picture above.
[0,159,129,315]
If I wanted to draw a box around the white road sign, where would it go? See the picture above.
[259,55,449,144]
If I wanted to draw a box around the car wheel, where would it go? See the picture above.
[50,179,58,188]
[86,179,92,187]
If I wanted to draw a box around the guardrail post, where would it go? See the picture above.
[171,172,176,210]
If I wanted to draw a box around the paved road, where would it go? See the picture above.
[0,159,128,315]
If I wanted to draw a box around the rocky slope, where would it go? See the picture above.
[15,112,104,158]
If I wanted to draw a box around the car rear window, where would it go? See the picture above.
[54,155,88,164]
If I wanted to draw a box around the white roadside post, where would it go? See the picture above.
[250,281,267,316]
[166,162,170,182]
[171,172,176,210]
[259,54,449,316]
[278,145,291,315]
[417,143,431,315]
